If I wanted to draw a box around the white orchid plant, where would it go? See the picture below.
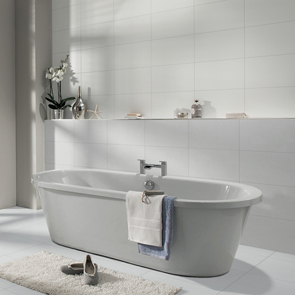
[45,55,75,110]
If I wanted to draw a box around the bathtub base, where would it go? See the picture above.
[41,187,250,277]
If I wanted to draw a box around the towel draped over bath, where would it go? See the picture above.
[126,191,164,247]
[138,196,176,260]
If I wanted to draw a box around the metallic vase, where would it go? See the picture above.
[53,109,64,119]
[72,86,87,119]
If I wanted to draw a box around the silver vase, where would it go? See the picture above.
[72,86,87,119]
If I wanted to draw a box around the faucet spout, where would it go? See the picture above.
[138,159,167,176]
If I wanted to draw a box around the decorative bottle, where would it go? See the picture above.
[72,86,87,119]
[191,99,202,118]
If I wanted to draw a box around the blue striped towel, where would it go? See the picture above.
[138,196,176,261]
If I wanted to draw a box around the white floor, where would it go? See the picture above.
[0,207,295,295]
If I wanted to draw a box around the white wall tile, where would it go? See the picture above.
[245,55,295,88]
[114,15,151,45]
[242,215,295,254]
[114,0,151,20]
[85,95,115,119]
[114,67,151,94]
[52,28,80,53]
[52,51,81,74]
[189,119,239,150]
[151,92,194,118]
[246,22,295,57]
[81,47,114,72]
[114,41,151,69]
[240,151,295,187]
[56,73,81,99]
[195,29,244,62]
[189,148,240,181]
[82,71,114,95]
[108,120,144,145]
[195,0,244,33]
[45,120,75,142]
[52,5,81,32]
[240,119,295,153]
[108,144,145,172]
[45,142,75,166]
[145,120,189,148]
[81,0,113,27]
[152,35,194,66]
[74,143,107,168]
[152,7,194,40]
[115,94,152,118]
[195,0,224,4]
[152,0,194,13]
[52,0,80,10]
[45,163,75,170]
[195,90,245,118]
[195,59,244,90]
[81,22,114,50]
[74,120,107,143]
[152,63,194,92]
[245,182,295,221]
[245,88,295,118]
[145,146,189,177]
[245,0,295,27]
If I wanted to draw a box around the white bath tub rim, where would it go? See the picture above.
[31,169,262,210]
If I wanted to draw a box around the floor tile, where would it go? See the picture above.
[142,271,219,295]
[0,290,19,295]
[9,224,52,245]
[249,258,295,284]
[231,251,268,272]
[220,273,295,295]
[0,278,15,290]
[237,244,274,257]
[7,285,44,295]
[0,234,41,256]
[269,251,295,264]
[181,268,247,291]
[0,256,16,265]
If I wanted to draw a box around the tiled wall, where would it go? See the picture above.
[51,0,295,119]
[45,118,295,255]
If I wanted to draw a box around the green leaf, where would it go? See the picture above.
[45,97,59,106]
[60,97,75,104]
[47,93,55,100]
[48,104,58,110]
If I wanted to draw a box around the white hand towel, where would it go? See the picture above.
[126,191,164,247]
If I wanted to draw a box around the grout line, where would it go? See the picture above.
[150,0,153,118]
[244,0,246,114]
[112,0,116,119]
[238,119,241,183]
[249,213,295,223]
[106,120,109,170]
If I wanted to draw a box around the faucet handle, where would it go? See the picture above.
[159,161,167,176]
[138,159,146,163]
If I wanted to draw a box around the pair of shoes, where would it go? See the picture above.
[60,254,99,286]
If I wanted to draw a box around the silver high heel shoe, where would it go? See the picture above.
[60,262,84,275]
[83,255,99,286]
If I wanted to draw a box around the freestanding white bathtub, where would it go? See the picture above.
[31,169,262,277]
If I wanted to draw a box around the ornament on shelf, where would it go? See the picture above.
[87,105,102,119]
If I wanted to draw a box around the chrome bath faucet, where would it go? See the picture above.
[138,159,167,176]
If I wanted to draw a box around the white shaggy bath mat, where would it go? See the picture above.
[0,251,181,295]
